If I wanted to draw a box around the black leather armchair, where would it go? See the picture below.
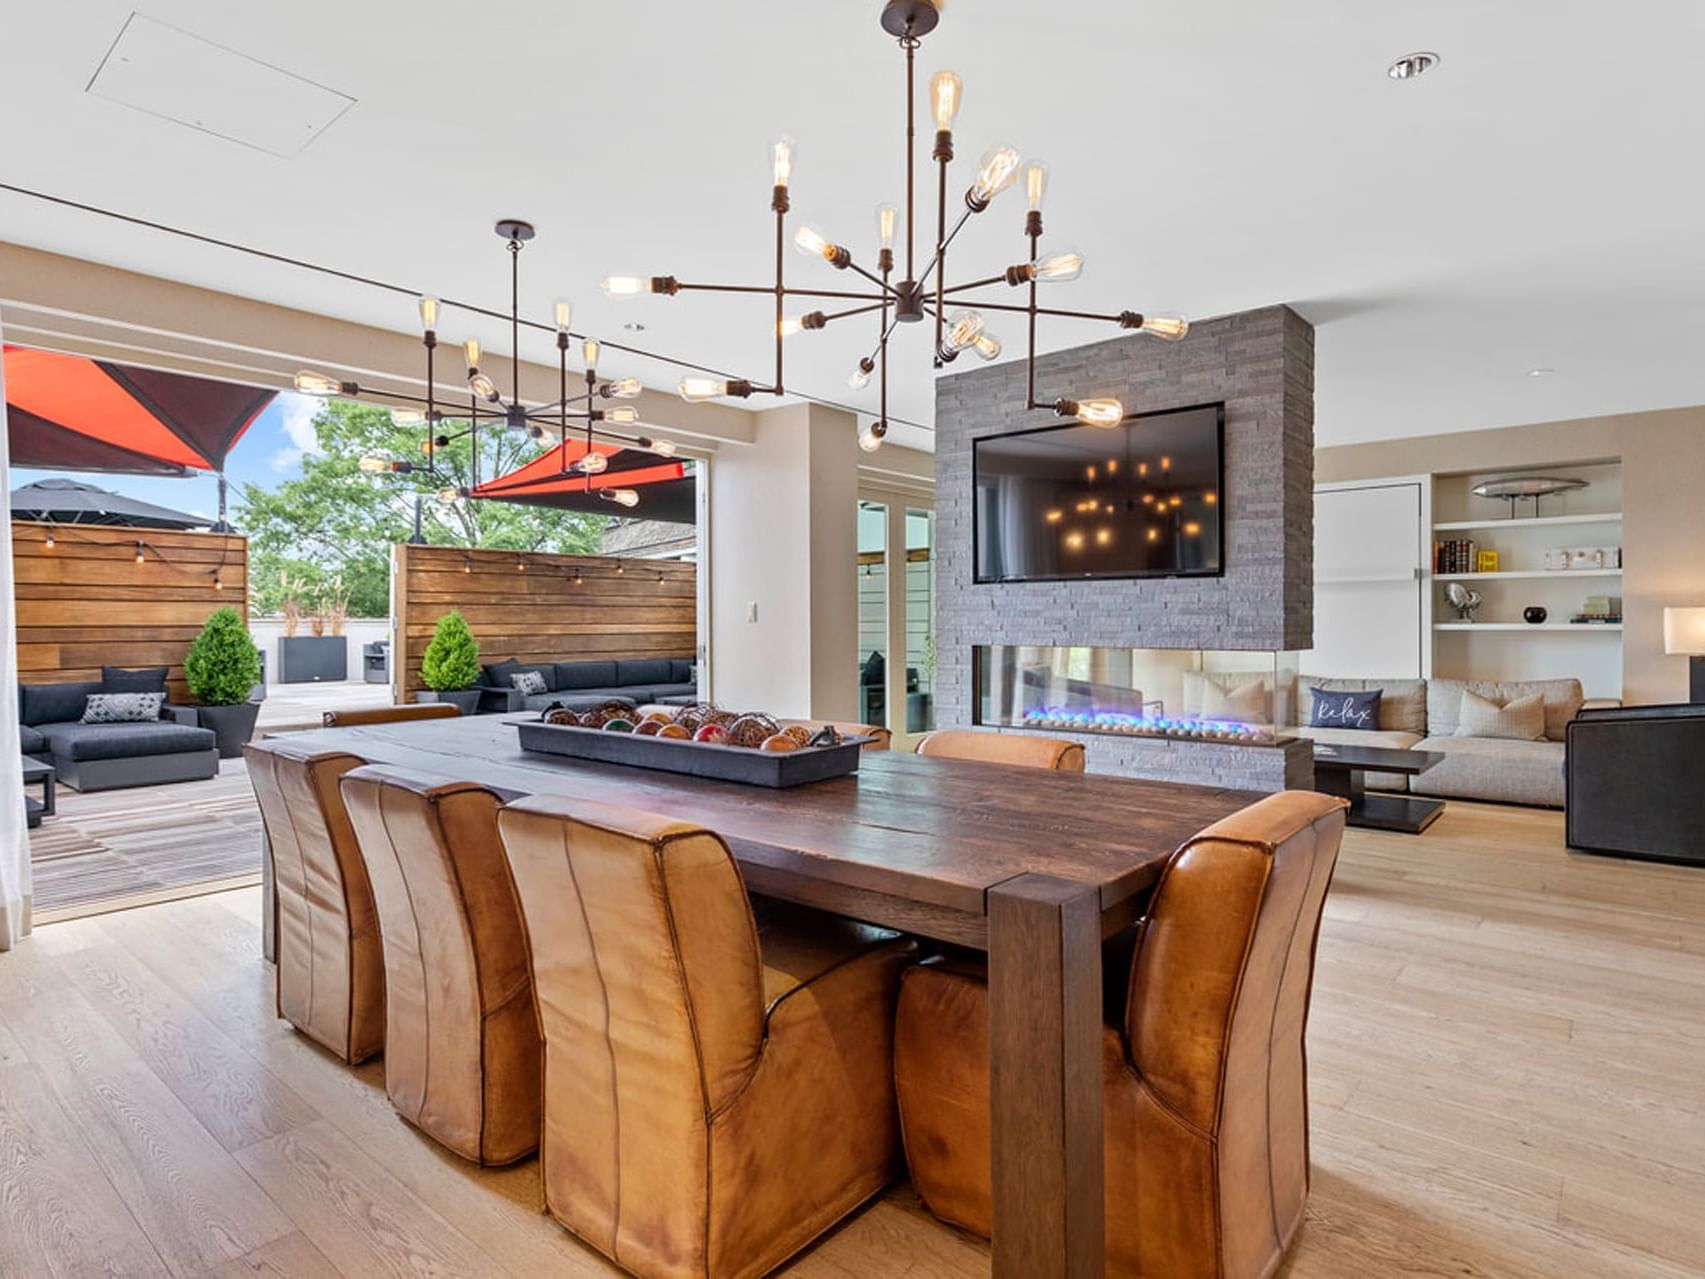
[1566,704,1705,865]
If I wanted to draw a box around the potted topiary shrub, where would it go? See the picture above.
[417,610,483,714]
[184,606,264,758]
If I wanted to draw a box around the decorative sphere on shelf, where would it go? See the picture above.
[693,723,729,744]
[781,724,814,747]
[602,718,635,733]
[759,734,800,752]
[727,713,781,748]
[1523,606,1548,625]
[658,723,691,739]
[634,720,664,736]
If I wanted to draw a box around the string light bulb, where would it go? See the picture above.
[44,527,56,549]
[134,541,146,564]
[212,570,224,590]
[930,70,963,130]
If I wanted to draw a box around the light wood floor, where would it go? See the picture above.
[2,801,1702,1277]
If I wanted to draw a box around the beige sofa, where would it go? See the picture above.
[1294,676,1591,808]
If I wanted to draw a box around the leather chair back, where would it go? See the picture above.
[244,740,384,1063]
[496,795,767,1270]
[1119,790,1346,1277]
[914,728,1085,771]
[322,703,460,727]
[340,766,542,1165]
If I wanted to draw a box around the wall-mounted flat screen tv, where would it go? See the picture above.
[973,402,1225,583]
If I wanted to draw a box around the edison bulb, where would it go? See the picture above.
[293,370,341,397]
[1031,249,1083,282]
[601,276,647,298]
[1141,315,1189,341]
[582,338,600,368]
[604,376,641,398]
[637,436,677,457]
[930,69,963,130]
[848,360,873,390]
[943,309,986,351]
[462,338,481,368]
[436,487,459,504]
[577,451,609,475]
[678,376,728,402]
[553,300,572,333]
[970,146,1022,205]
[971,333,1002,361]
[600,488,640,508]
[792,225,833,259]
[776,315,806,338]
[418,296,440,332]
[1025,160,1049,212]
[358,455,390,473]
[1073,398,1124,428]
[875,203,897,250]
[468,370,498,401]
[858,420,888,453]
[772,136,795,187]
[604,405,640,424]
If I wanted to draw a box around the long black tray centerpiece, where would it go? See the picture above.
[513,715,869,788]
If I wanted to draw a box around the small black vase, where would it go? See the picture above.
[1523,606,1549,625]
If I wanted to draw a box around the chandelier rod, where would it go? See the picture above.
[675,282,888,303]
[905,37,917,282]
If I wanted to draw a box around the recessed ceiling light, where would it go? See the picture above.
[1388,51,1440,81]
[1527,367,1555,378]
[623,322,646,332]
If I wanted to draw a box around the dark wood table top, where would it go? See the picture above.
[1311,742,1446,774]
[283,715,1262,937]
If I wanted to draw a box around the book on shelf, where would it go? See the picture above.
[1433,538,1479,574]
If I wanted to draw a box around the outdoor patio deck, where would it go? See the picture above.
[254,678,394,732]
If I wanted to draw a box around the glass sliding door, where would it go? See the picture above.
[905,507,936,737]
[856,501,889,728]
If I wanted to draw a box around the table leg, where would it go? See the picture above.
[988,874,1105,1278]
[40,771,54,818]
[1314,766,1364,802]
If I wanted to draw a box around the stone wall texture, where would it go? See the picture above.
[932,304,1316,790]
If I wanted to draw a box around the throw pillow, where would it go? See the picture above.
[1200,679,1268,724]
[81,691,165,724]
[1308,687,1383,731]
[1456,689,1546,741]
[102,665,169,694]
[511,670,548,696]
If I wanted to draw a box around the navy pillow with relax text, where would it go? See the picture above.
[1308,687,1382,731]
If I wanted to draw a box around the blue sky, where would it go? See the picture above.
[9,392,322,521]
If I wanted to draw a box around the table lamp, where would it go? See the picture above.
[1663,607,1705,704]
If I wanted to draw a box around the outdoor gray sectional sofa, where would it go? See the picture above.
[18,677,220,792]
[475,658,699,714]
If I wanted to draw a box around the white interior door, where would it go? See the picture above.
[1309,481,1426,678]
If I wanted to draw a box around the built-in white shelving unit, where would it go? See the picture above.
[1434,569,1621,581]
[1434,622,1623,632]
[1433,512,1623,532]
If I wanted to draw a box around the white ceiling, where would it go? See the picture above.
[2,0,1703,452]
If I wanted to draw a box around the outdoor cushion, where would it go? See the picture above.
[37,719,217,763]
[102,665,168,694]
[615,659,673,687]
[19,724,46,757]
[555,661,618,690]
[511,670,549,696]
[670,659,696,683]
[82,691,166,724]
[648,683,697,702]
[483,659,555,693]
[20,680,101,728]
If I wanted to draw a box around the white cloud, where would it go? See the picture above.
[269,393,323,471]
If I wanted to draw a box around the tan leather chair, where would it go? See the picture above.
[245,741,384,1064]
[497,795,916,1278]
[914,728,1085,771]
[893,791,1347,1278]
[779,719,893,750]
[340,766,542,1166]
[322,703,460,727]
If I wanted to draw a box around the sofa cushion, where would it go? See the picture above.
[19,723,46,757]
[82,691,166,724]
[20,681,101,728]
[1298,676,1427,735]
[1413,735,1566,807]
[670,659,696,684]
[1306,686,1382,732]
[37,719,217,763]
[555,661,618,690]
[1182,671,1283,726]
[1428,678,1583,742]
[615,659,674,688]
[1456,689,1546,741]
[102,665,169,694]
[483,659,555,693]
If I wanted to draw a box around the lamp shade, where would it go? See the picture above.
[1663,607,1705,656]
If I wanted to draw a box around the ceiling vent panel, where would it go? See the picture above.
[87,13,355,158]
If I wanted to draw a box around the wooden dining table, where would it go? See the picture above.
[268,714,1263,1277]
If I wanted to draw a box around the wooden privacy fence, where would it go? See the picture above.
[11,521,248,701]
[392,543,697,702]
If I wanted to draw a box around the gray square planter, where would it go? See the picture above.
[279,635,348,683]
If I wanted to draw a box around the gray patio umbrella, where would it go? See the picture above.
[9,477,210,529]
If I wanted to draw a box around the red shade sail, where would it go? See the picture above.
[4,345,276,476]
[472,435,685,501]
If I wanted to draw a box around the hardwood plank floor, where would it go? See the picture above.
[1,799,1701,1277]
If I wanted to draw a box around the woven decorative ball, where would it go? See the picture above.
[759,733,799,753]
[727,713,781,749]
[602,718,635,733]
[674,703,717,732]
[657,723,691,739]
[583,700,637,727]
[641,709,674,725]
[707,709,740,729]
[780,724,814,747]
[544,707,579,726]
[693,723,729,745]
[634,719,665,736]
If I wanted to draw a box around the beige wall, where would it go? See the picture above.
[1318,406,1705,706]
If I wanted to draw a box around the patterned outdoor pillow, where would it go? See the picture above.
[81,691,165,724]
[511,670,548,696]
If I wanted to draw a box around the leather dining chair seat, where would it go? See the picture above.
[893,790,1347,1278]
[913,728,1085,771]
[341,765,542,1166]
[497,795,916,1279]
[244,741,384,1064]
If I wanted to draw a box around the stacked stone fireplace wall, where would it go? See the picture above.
[934,304,1316,792]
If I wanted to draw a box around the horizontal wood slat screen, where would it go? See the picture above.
[11,521,248,702]
[392,543,697,703]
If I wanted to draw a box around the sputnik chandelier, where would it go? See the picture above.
[600,0,1187,452]
[292,219,677,510]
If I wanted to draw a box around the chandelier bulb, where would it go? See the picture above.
[554,300,573,334]
[848,358,874,390]
[678,376,727,402]
[358,455,392,473]
[1061,397,1124,428]
[582,338,600,369]
[858,420,888,453]
[776,315,806,338]
[418,296,441,333]
[436,487,460,504]
[462,338,481,369]
[1025,160,1049,213]
[943,309,987,352]
[875,203,897,251]
[637,436,678,457]
[293,369,346,397]
[771,135,795,188]
[1031,248,1084,282]
[602,376,642,398]
[1141,315,1190,342]
[792,225,833,259]
[577,451,609,475]
[391,407,427,426]
[604,405,640,425]
[968,145,1022,209]
[972,332,1003,361]
[468,370,499,402]
[599,487,641,509]
[601,275,649,298]
[930,69,963,131]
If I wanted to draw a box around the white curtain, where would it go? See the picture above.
[0,307,32,950]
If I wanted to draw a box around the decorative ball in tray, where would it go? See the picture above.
[521,702,864,788]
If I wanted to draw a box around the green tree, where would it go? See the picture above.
[238,400,605,617]
[420,611,482,691]
[184,607,263,706]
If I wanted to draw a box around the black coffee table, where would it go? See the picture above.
[1311,743,1446,834]
[22,758,56,830]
